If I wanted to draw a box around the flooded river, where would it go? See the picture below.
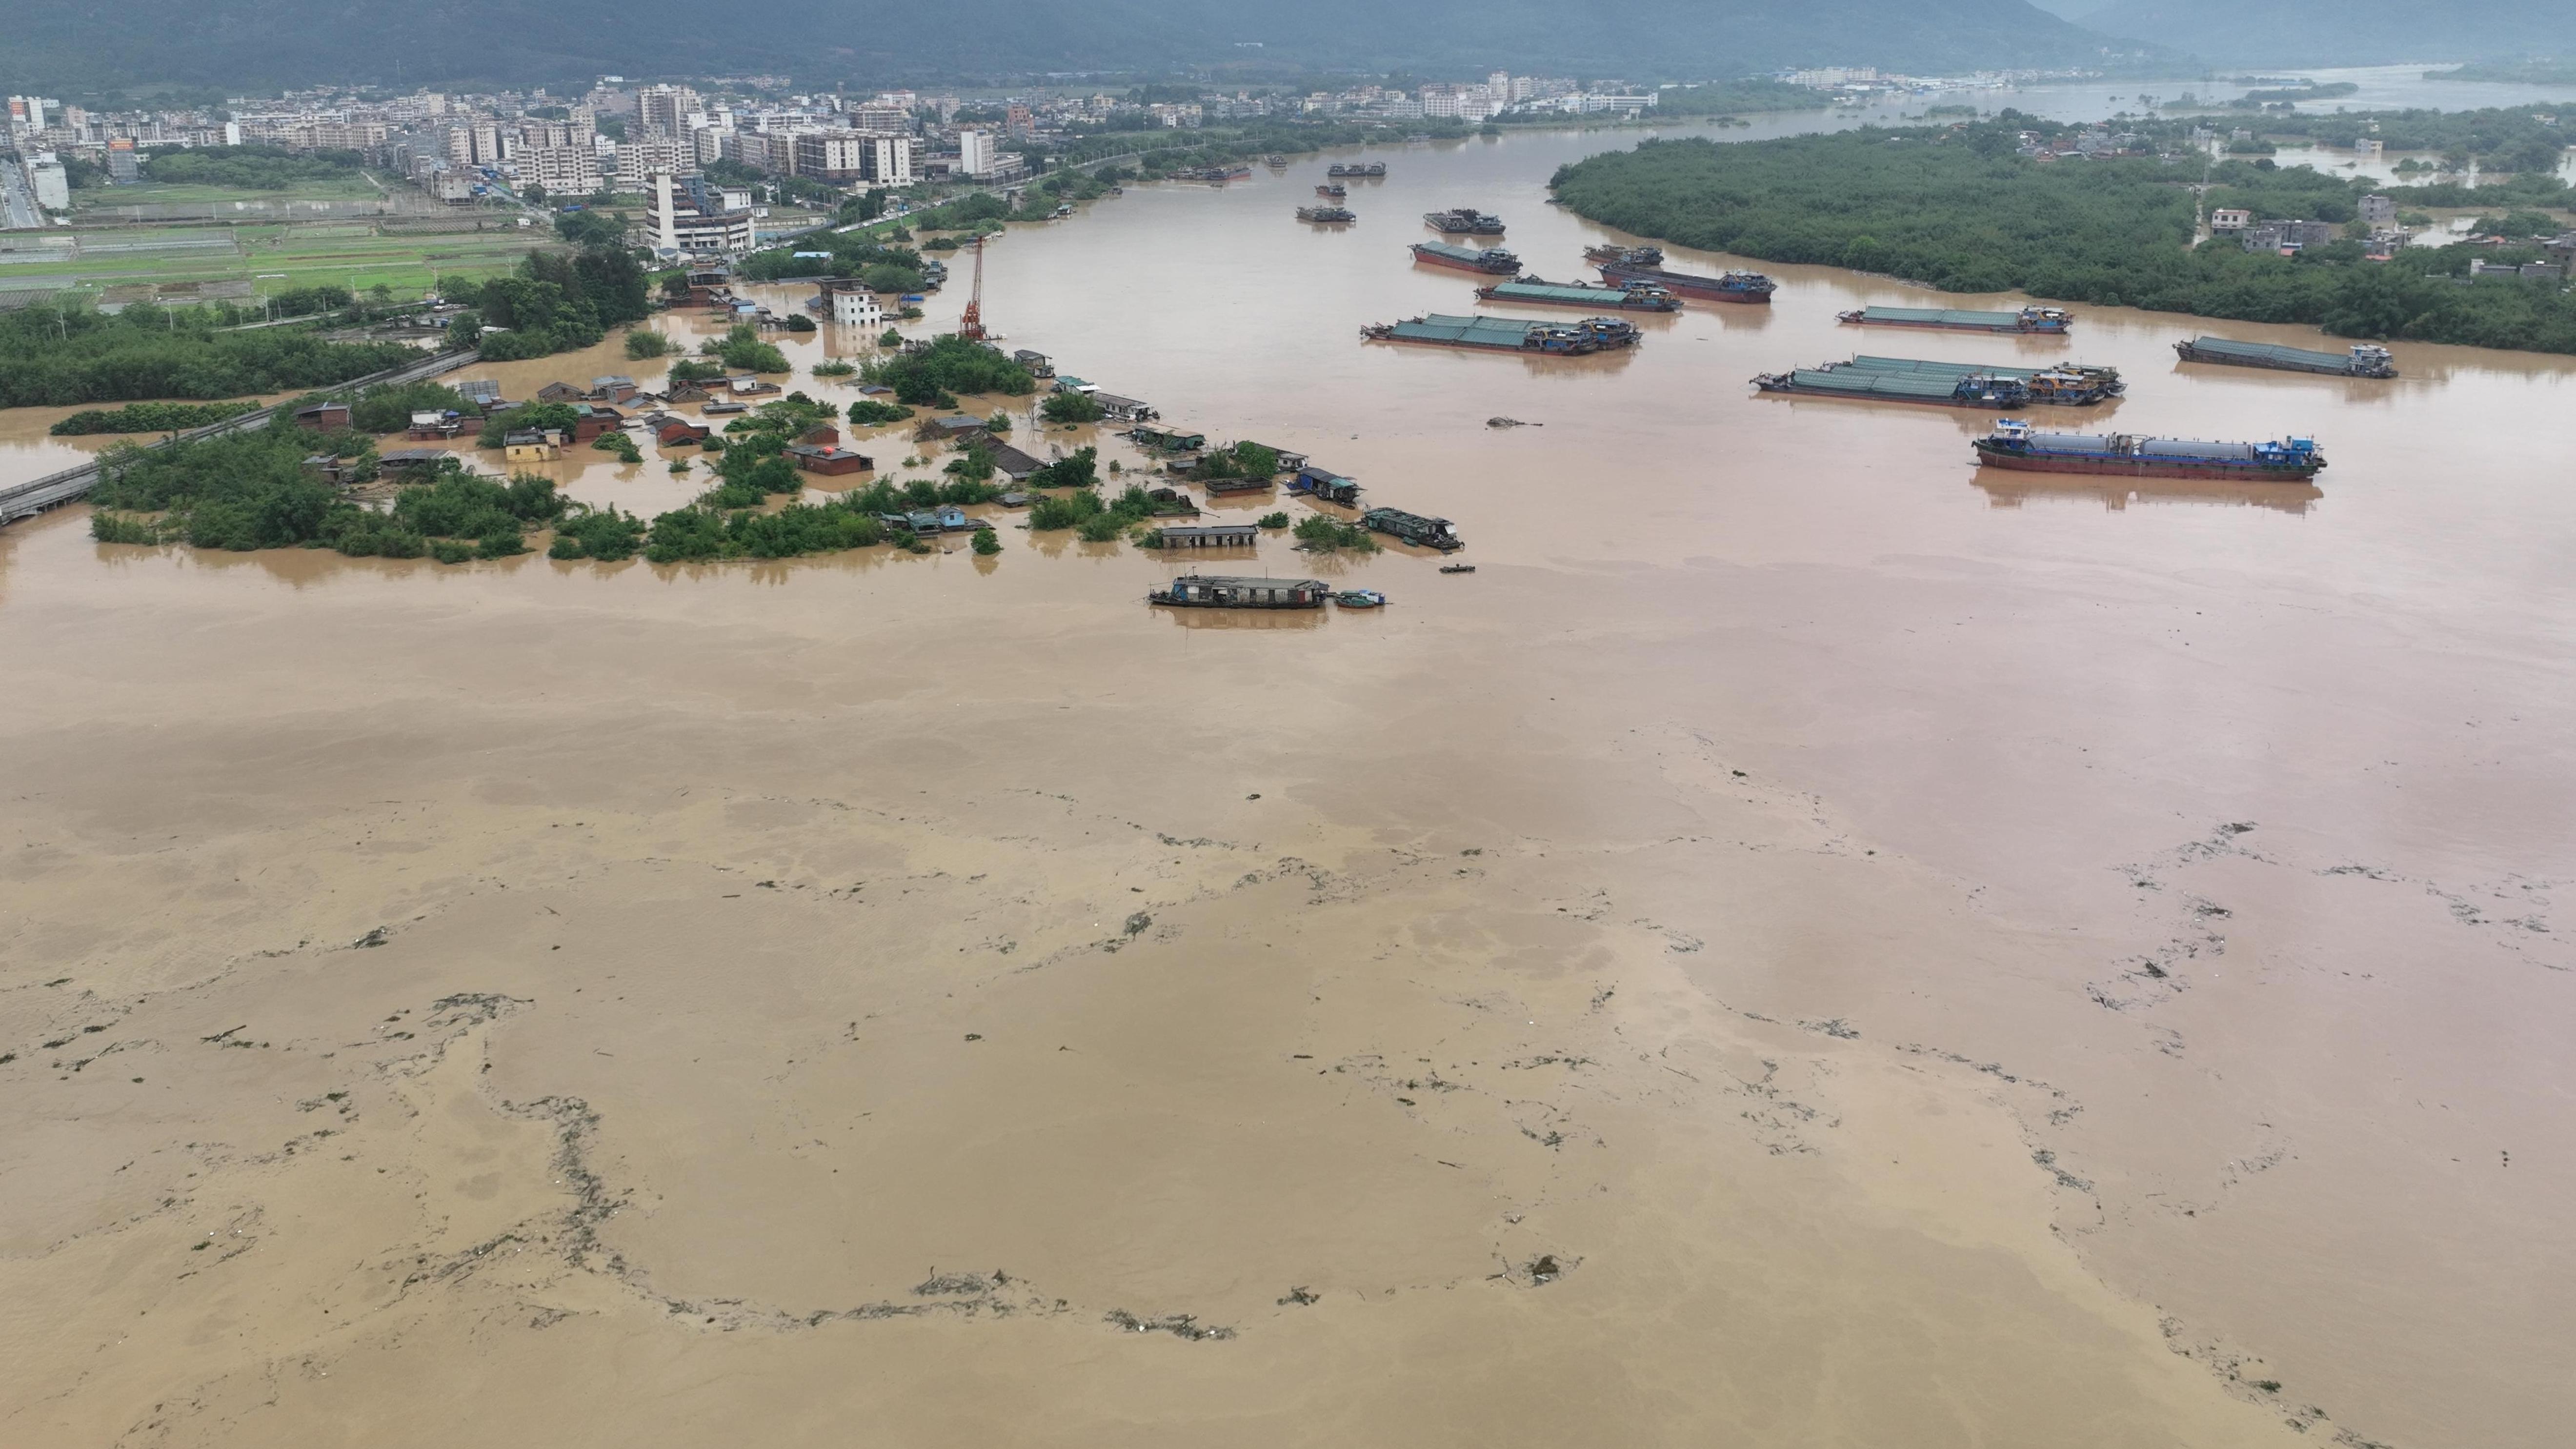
[2,119,2571,1449]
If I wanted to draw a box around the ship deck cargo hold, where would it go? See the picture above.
[1596,260,1774,303]
[1362,313,1641,355]
[1838,305,2073,334]
[1411,241,1520,275]
[1476,278,1681,312]
[1971,419,2325,481]
[2175,336,2396,378]
[1753,356,2120,407]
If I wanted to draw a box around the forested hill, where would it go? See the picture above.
[1549,122,2576,354]
[4,0,2165,93]
[2075,0,2576,66]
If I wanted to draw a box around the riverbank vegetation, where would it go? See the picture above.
[348,381,480,434]
[0,302,422,408]
[452,246,651,362]
[703,323,791,374]
[1551,120,2576,354]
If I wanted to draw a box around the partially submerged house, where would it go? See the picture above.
[293,401,352,432]
[785,443,873,476]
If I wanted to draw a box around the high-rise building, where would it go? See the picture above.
[105,138,140,184]
[862,136,915,186]
[792,131,871,182]
[637,84,701,136]
[958,129,995,178]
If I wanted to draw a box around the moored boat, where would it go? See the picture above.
[1334,589,1388,608]
[2175,336,2395,378]
[1315,182,1347,198]
[1597,259,1774,303]
[1297,206,1358,223]
[1477,277,1681,313]
[1971,419,2325,481]
[1755,355,2121,407]
[1585,243,1663,267]
[1328,161,1389,178]
[1425,207,1507,235]
[1362,312,1641,356]
[1149,575,1329,609]
[1410,241,1519,275]
[1839,304,2073,334]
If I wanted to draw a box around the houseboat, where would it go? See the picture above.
[1149,575,1330,609]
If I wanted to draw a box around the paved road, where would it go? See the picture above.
[0,160,45,231]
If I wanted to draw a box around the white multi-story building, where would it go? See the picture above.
[819,279,882,328]
[638,84,701,136]
[518,144,603,196]
[862,135,914,185]
[958,129,995,178]
[613,134,695,189]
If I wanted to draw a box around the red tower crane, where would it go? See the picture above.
[958,236,987,341]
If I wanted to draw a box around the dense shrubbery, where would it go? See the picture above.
[860,335,1035,408]
[842,399,913,426]
[1198,441,1280,480]
[50,401,261,435]
[139,145,365,190]
[549,504,646,560]
[624,328,673,359]
[88,424,565,561]
[348,381,479,434]
[1293,513,1377,552]
[702,322,790,374]
[0,303,420,408]
[459,247,652,362]
[1551,123,2576,354]
[479,402,582,445]
[1039,390,1105,423]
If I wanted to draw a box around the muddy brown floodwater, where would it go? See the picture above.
[3,126,2572,1449]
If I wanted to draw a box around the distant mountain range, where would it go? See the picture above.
[5,0,2169,95]
[2072,0,2576,66]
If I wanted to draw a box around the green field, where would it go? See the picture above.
[75,175,386,207]
[31,224,555,300]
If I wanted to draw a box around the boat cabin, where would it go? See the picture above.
[1154,524,1259,549]
[1129,424,1207,453]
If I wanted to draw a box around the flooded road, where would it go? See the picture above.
[2,122,2571,1449]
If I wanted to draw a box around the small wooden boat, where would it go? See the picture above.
[1438,564,1476,574]
[1334,589,1388,607]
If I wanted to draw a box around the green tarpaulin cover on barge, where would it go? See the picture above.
[1384,314,1551,346]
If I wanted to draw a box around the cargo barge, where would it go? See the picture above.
[1410,241,1520,275]
[1839,304,2073,334]
[1585,243,1662,266]
[2175,336,2395,378]
[1425,207,1507,235]
[1971,419,2325,481]
[1361,507,1463,551]
[1596,253,1774,303]
[1149,575,1329,609]
[1296,206,1357,223]
[1475,277,1682,313]
[1328,162,1388,178]
[1755,355,2121,407]
[1362,313,1641,356]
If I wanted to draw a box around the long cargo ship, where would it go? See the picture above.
[1585,243,1663,266]
[1411,241,1520,275]
[1328,162,1388,178]
[1362,313,1641,355]
[1597,258,1774,303]
[1757,354,2121,406]
[1971,419,2325,481]
[1475,277,1682,313]
[2175,336,2396,378]
[1296,206,1357,223]
[1839,304,2073,334]
[1425,207,1506,235]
